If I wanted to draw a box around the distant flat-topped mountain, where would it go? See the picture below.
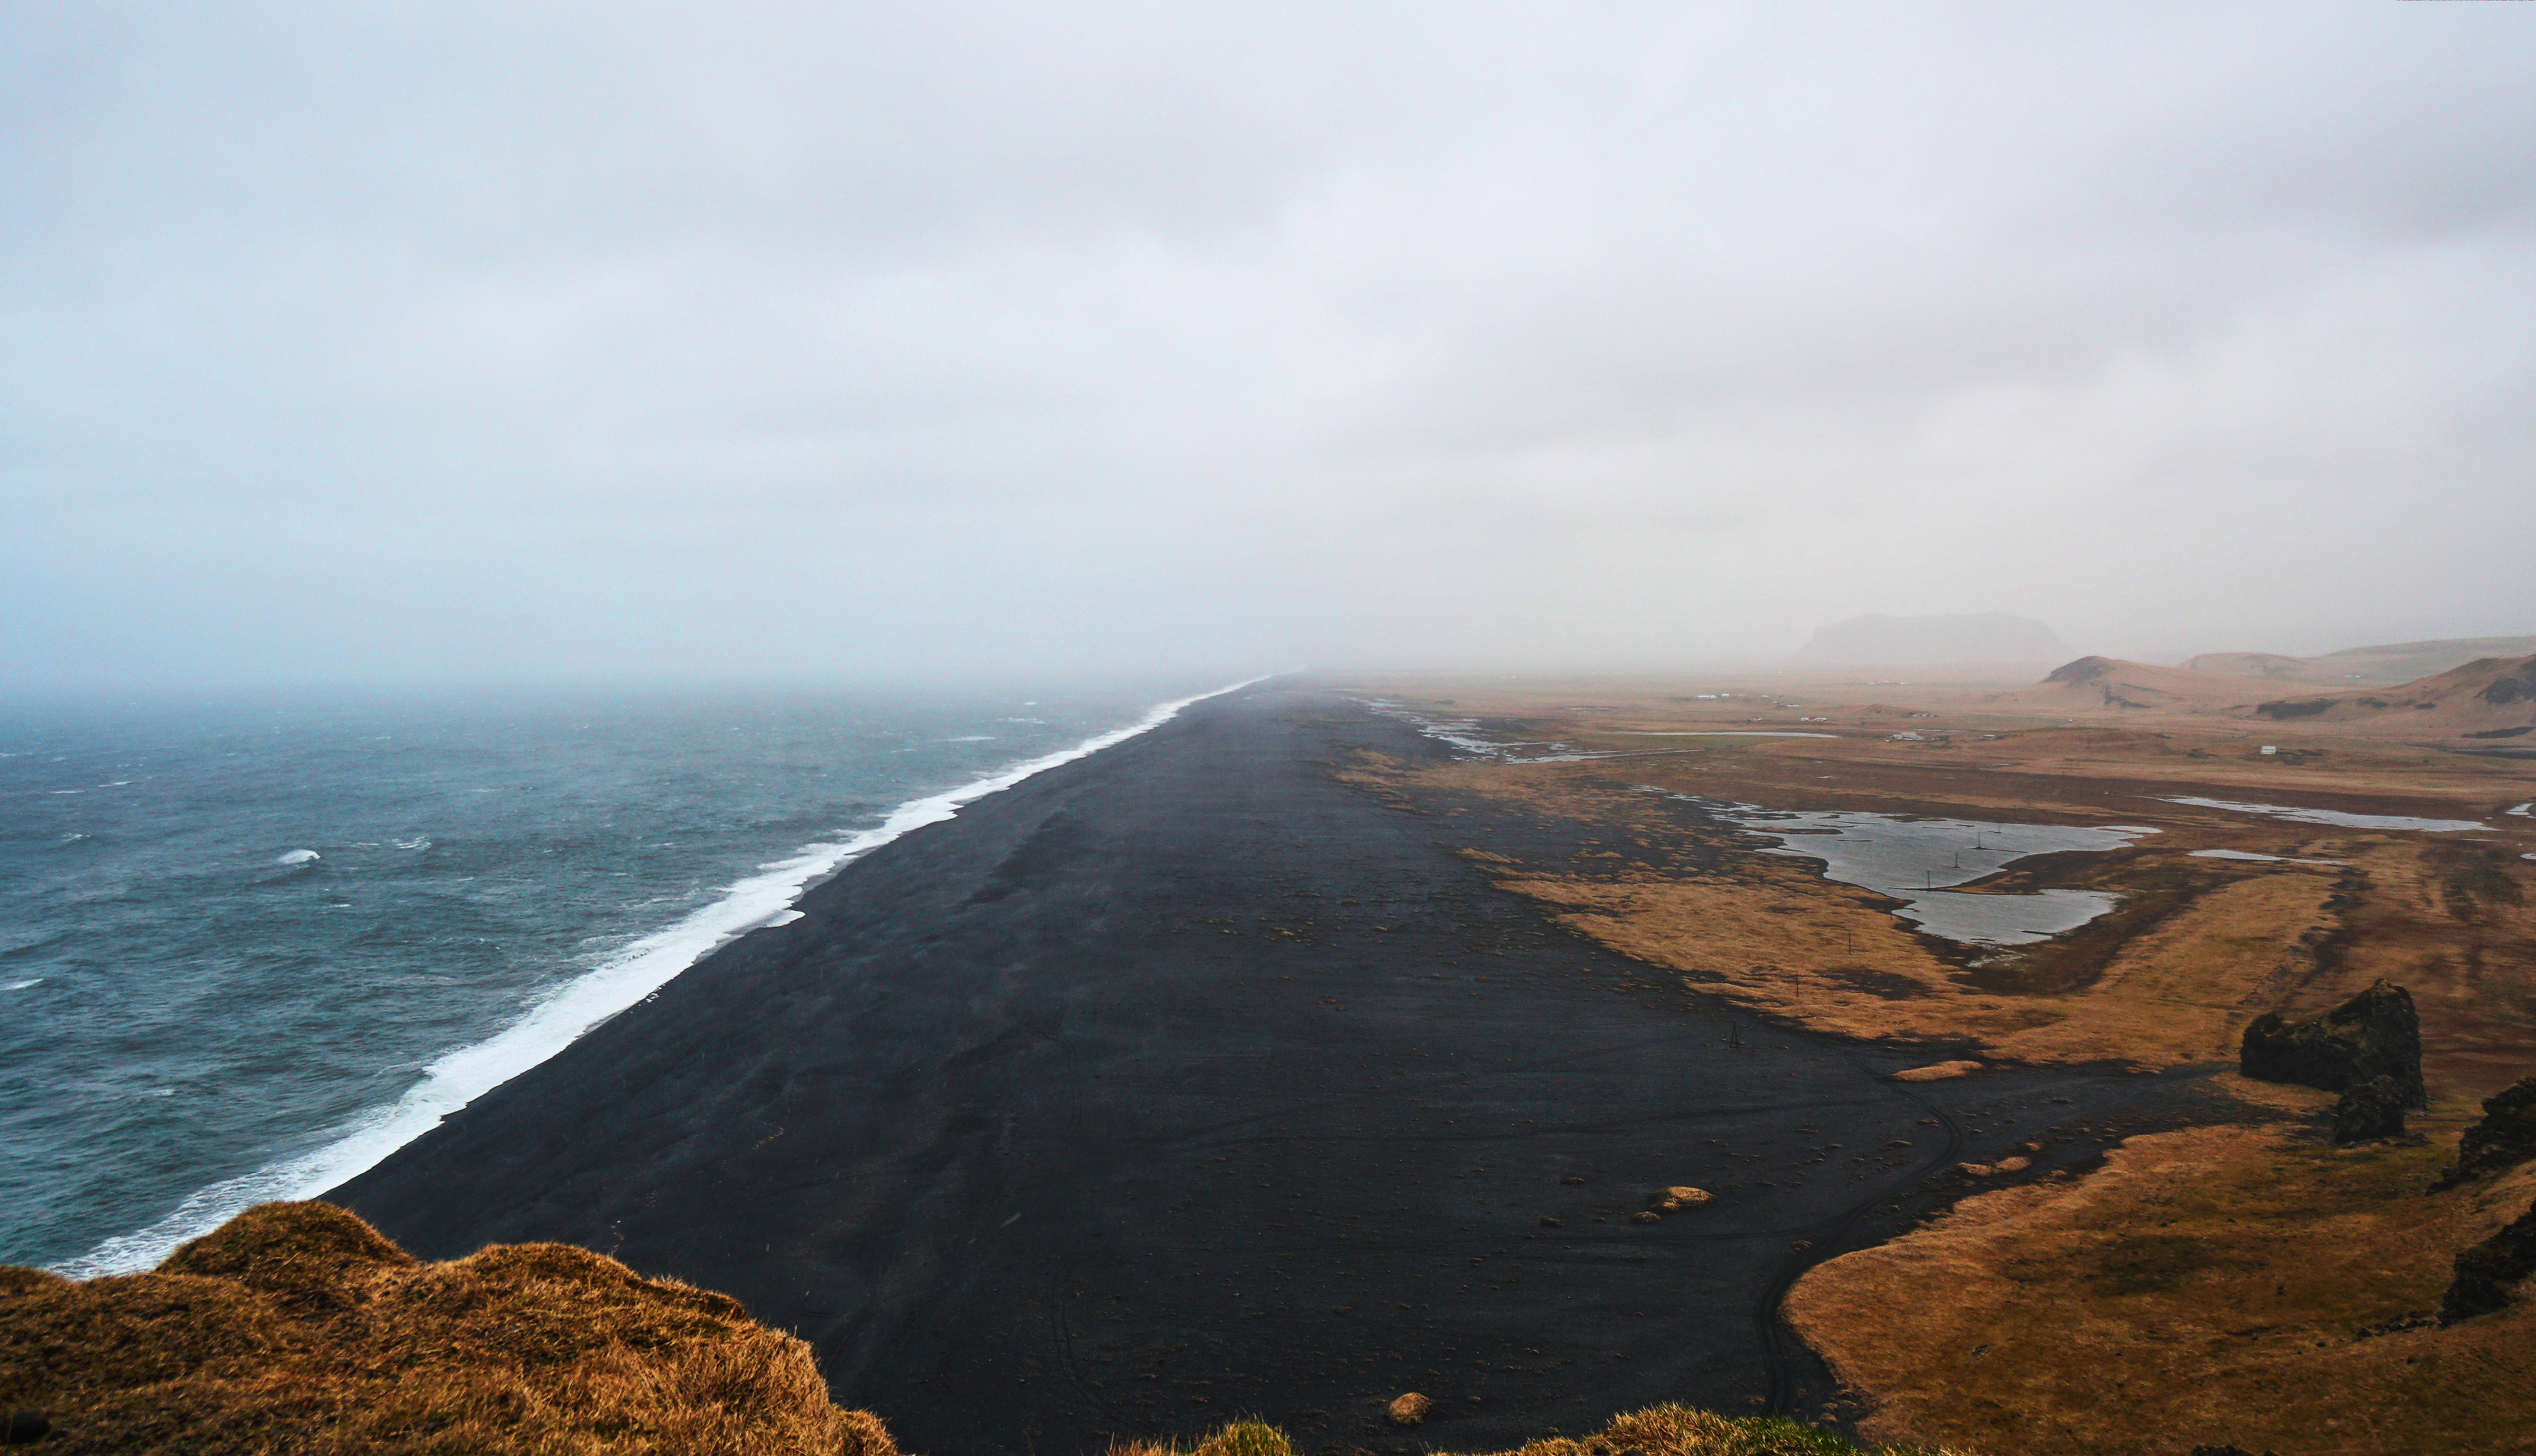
[2184,635,2536,687]
[1795,612,2069,665]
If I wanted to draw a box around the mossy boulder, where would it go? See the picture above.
[2240,979,2424,1108]
[2330,1076,2409,1144]
[2439,1197,2536,1323]
[2438,1074,2536,1186]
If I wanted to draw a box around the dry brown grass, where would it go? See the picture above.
[1493,853,2363,1065]
[1337,679,2536,1092]
[1107,1419,1298,1456]
[1110,1410,1955,1456]
[1366,757,2363,1073]
[1435,1402,1960,1456]
[1784,1117,2536,1456]
[0,1202,895,1455]
[1341,672,2536,807]
[1461,769,2535,1086]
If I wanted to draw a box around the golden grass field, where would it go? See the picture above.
[1334,672,2536,1088]
[1785,1120,2536,1456]
[1334,669,2536,1456]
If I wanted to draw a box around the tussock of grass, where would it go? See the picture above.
[0,1201,894,1455]
[1463,1403,1952,1456]
[1134,1408,1953,1456]
[1109,1419,1299,1456]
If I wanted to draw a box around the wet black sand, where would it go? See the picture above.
[332,684,2215,1453]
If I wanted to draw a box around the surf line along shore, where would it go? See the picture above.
[331,682,2195,1454]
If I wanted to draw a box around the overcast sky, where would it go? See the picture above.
[6,1,2532,687]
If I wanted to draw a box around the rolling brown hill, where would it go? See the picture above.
[1990,655,2280,715]
[2250,653,2536,732]
[2181,650,2329,681]
[2186,635,2536,687]
[1992,653,2536,736]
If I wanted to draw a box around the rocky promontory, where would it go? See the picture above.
[2240,979,2426,1108]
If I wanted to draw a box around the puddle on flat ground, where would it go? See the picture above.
[2159,796,2487,833]
[1353,700,1522,756]
[2190,848,2345,865]
[1351,699,1760,762]
[1652,792,2158,945]
[1610,730,1840,739]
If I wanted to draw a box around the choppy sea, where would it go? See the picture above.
[0,677,1239,1276]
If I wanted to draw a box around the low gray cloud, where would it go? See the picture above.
[6,0,2532,686]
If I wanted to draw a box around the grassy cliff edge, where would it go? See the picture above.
[0,1202,890,1454]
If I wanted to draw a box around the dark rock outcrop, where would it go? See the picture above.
[2439,1198,2536,1323]
[2331,1076,2408,1144]
[2480,660,2536,706]
[2438,1075,2536,1186]
[2239,979,2425,1108]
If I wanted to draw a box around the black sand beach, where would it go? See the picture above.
[333,684,2206,1453]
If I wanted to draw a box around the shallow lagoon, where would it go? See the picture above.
[1654,791,2159,945]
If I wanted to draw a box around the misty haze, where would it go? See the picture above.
[6,6,2534,1456]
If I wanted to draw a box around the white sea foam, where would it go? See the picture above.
[946,735,996,742]
[4,979,41,991]
[274,849,320,865]
[2159,797,2486,833]
[56,673,1273,1279]
[2189,848,2345,866]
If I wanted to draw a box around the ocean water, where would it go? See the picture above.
[0,678,1238,1275]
